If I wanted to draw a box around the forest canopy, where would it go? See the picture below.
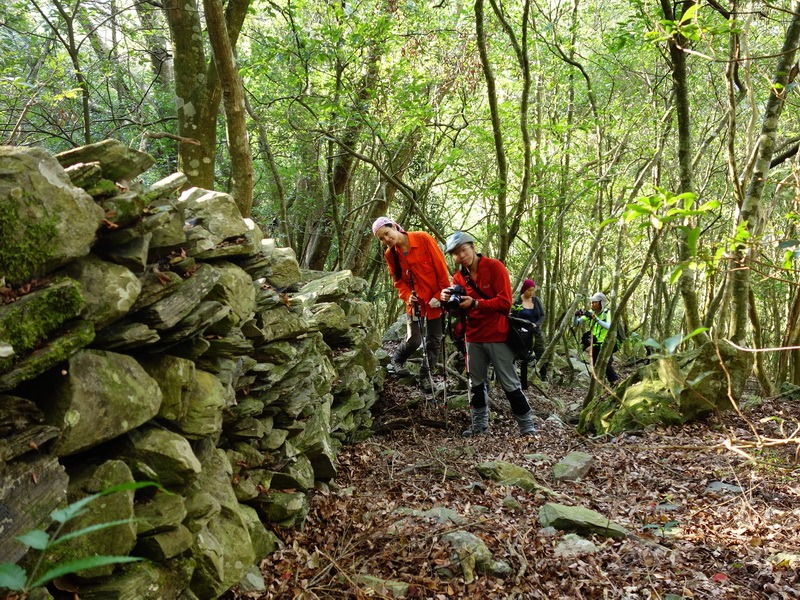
[2,0,800,390]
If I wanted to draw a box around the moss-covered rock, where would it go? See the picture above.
[0,146,103,285]
[0,278,84,372]
[43,349,162,456]
[579,339,753,435]
[0,320,95,393]
[44,460,137,579]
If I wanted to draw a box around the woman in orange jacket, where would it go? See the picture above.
[372,216,451,390]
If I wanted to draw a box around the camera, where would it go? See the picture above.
[443,285,466,310]
[575,309,594,318]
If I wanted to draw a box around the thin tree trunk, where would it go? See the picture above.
[730,1,800,343]
[474,0,509,259]
[203,0,253,217]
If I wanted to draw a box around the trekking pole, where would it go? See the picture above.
[407,270,437,399]
[439,314,450,430]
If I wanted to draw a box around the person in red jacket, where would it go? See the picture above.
[439,231,536,437]
[372,216,451,391]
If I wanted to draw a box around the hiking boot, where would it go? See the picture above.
[513,410,537,436]
[419,376,433,392]
[462,405,489,437]
[386,361,410,377]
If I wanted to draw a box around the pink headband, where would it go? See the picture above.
[372,216,406,236]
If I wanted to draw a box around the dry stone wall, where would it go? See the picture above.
[0,141,383,599]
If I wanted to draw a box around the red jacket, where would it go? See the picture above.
[384,231,451,319]
[453,255,511,343]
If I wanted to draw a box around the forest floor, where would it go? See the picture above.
[229,357,800,600]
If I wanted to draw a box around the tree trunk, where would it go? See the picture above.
[163,0,249,192]
[730,1,800,344]
[203,0,253,217]
[474,0,509,260]
[660,0,709,346]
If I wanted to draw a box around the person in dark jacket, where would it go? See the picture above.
[439,231,536,437]
[513,278,549,381]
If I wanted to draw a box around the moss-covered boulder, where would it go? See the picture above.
[0,146,104,285]
[55,138,155,183]
[44,460,137,579]
[60,254,142,329]
[187,448,256,598]
[0,278,84,373]
[116,425,202,491]
[579,339,753,435]
[0,320,95,393]
[139,354,196,422]
[42,349,162,456]
[173,370,226,440]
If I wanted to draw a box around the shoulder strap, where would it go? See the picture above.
[460,266,492,300]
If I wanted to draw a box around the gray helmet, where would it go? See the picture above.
[444,231,475,253]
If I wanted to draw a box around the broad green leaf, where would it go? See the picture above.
[663,334,683,354]
[0,562,28,591]
[29,556,143,589]
[16,529,51,550]
[682,327,709,342]
[643,338,663,350]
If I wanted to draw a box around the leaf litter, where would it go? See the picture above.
[225,371,800,600]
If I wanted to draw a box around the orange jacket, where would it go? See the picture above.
[384,231,451,319]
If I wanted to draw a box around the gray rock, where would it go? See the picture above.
[138,354,195,422]
[705,481,744,494]
[178,187,252,258]
[118,425,202,490]
[352,574,409,598]
[61,254,142,329]
[476,460,554,495]
[136,524,194,561]
[0,455,68,564]
[173,369,226,439]
[553,533,599,558]
[93,321,160,350]
[188,449,256,597]
[138,263,221,330]
[141,172,189,205]
[205,261,256,328]
[55,460,137,578]
[135,491,189,536]
[77,557,195,600]
[45,349,162,456]
[0,146,104,284]
[538,502,629,539]
[553,451,593,481]
[56,139,155,182]
[103,231,152,272]
[441,530,512,584]
[294,270,367,307]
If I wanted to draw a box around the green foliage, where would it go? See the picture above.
[0,481,163,595]
[642,327,709,356]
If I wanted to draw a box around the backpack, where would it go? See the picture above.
[507,315,534,360]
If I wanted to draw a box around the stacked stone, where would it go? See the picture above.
[0,141,380,599]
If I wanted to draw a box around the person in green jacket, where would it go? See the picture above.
[573,291,620,384]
